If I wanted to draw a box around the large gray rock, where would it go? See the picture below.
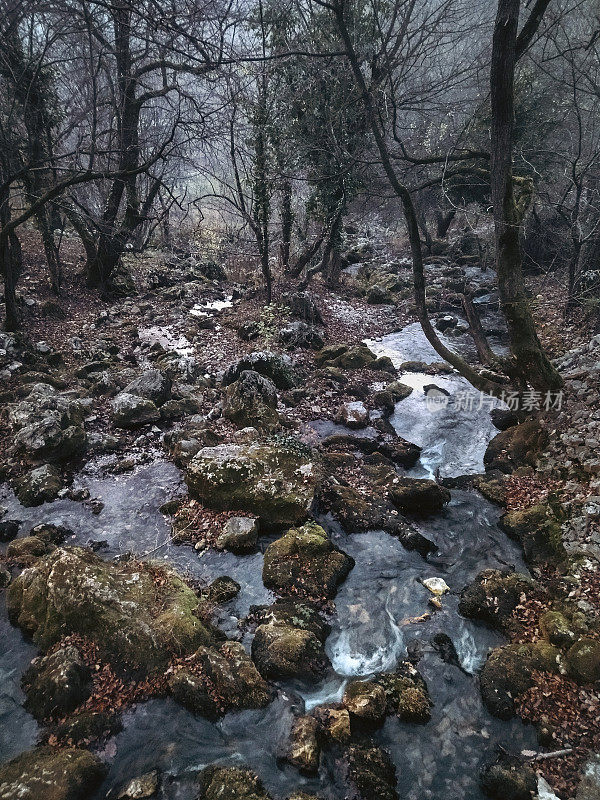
[185,439,319,525]
[286,292,324,325]
[278,321,324,351]
[123,369,171,406]
[111,392,160,429]
[216,517,259,554]
[222,351,300,389]
[222,370,278,428]
[10,384,86,462]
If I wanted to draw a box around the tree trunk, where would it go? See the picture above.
[280,179,293,271]
[490,0,562,390]
[1,232,22,331]
[35,209,62,294]
[436,209,456,239]
[289,235,324,278]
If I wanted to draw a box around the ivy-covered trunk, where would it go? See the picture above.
[490,0,563,390]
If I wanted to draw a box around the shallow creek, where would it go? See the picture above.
[0,322,537,799]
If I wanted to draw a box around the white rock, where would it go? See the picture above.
[423,577,450,596]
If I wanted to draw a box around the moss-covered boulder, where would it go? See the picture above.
[168,641,271,719]
[197,766,270,800]
[7,535,52,565]
[250,598,330,680]
[388,478,450,516]
[480,756,537,800]
[7,546,220,672]
[14,464,64,507]
[311,704,351,744]
[0,746,106,800]
[499,504,564,564]
[484,419,549,473]
[479,642,560,719]
[185,439,319,525]
[316,344,395,373]
[458,569,539,633]
[373,381,413,414]
[474,475,507,506]
[22,645,91,721]
[539,610,576,648]
[285,715,320,775]
[222,370,279,429]
[341,745,398,800]
[262,522,353,601]
[343,681,387,725]
[374,662,432,723]
[566,637,600,683]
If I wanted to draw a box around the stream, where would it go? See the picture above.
[0,320,537,800]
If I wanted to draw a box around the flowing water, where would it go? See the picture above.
[0,320,537,799]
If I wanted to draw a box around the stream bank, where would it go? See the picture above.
[0,231,597,800]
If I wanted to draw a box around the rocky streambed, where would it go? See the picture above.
[0,307,547,800]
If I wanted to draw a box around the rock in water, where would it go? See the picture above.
[250,598,330,680]
[14,464,64,507]
[458,569,540,633]
[341,745,398,800]
[0,745,106,800]
[388,478,450,515]
[343,680,387,725]
[262,522,353,601]
[197,766,271,800]
[168,642,270,719]
[216,517,259,554]
[22,645,91,720]
[7,546,220,671]
[285,715,321,775]
[480,755,537,800]
[185,439,318,525]
[116,770,160,799]
[422,577,450,596]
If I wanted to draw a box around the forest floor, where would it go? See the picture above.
[1,224,600,799]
